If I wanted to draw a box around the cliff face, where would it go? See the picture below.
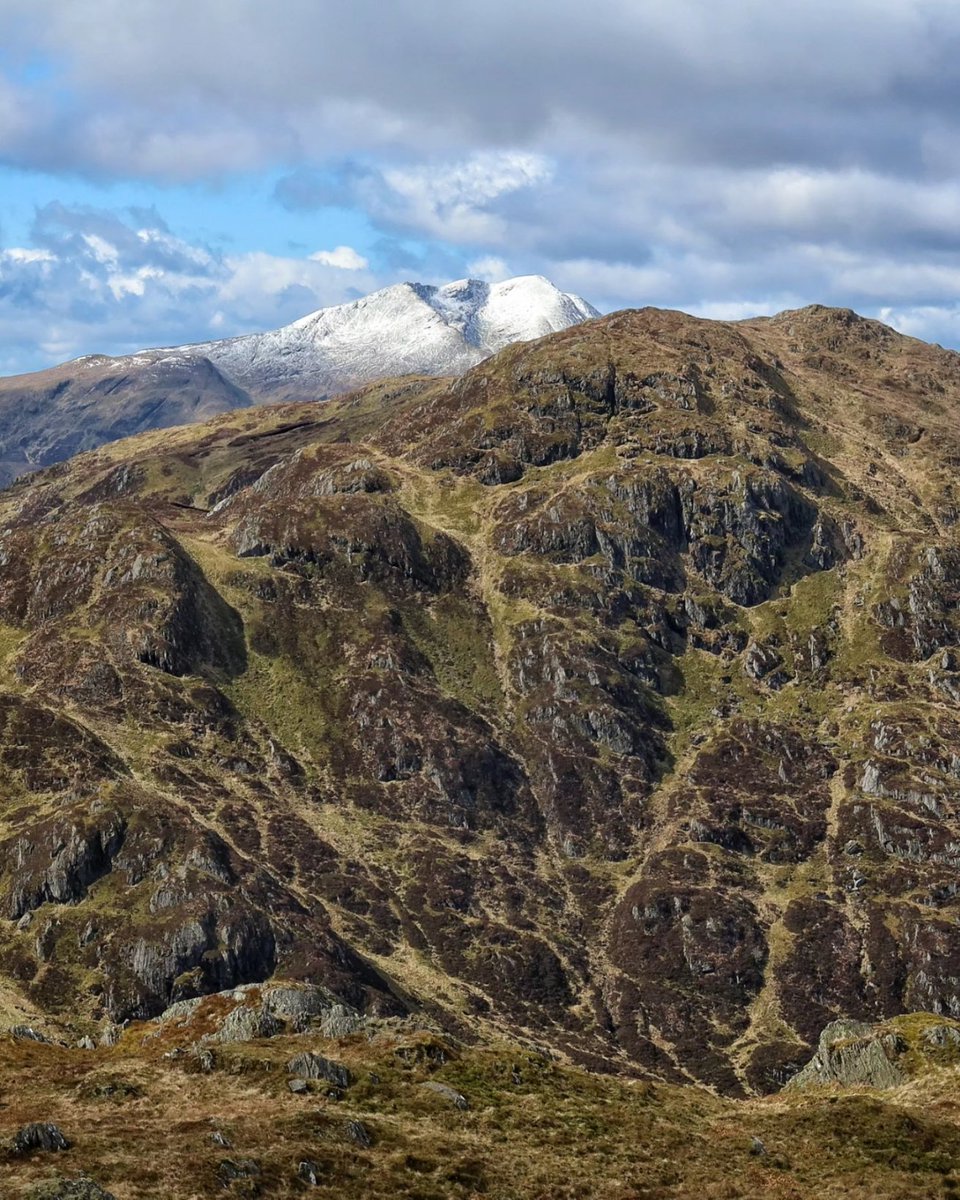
[0,304,958,1095]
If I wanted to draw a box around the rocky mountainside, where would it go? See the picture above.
[5,1010,960,1199]
[0,276,597,484]
[0,303,959,1106]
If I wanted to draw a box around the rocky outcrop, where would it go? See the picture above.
[24,1183,116,1200]
[8,1122,71,1155]
[785,1020,907,1089]
[288,1052,351,1088]
[786,1015,960,1090]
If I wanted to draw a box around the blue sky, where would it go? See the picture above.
[3,0,960,373]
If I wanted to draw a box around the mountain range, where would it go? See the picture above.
[0,275,597,485]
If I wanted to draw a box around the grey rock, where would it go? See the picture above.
[194,1047,216,1072]
[9,1024,50,1043]
[208,1004,283,1045]
[785,1019,907,1090]
[923,1023,960,1048]
[23,1180,116,1200]
[77,1036,96,1051]
[287,1052,351,1088]
[262,984,334,1023]
[420,1080,469,1110]
[11,1122,72,1154]
[298,1161,321,1185]
[343,1120,373,1148]
[319,1003,362,1038]
[157,996,204,1023]
[744,642,788,687]
[217,1159,261,1184]
[288,1078,309,1094]
[158,982,355,1044]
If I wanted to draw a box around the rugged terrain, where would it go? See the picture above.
[6,1011,960,1199]
[0,301,959,1121]
[0,353,251,488]
[0,276,596,483]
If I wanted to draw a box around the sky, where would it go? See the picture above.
[2,0,960,373]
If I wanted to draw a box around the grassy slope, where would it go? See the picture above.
[5,1016,960,1199]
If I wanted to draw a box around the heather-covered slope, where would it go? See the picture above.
[0,304,959,1099]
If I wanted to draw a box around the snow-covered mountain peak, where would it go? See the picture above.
[155,274,598,402]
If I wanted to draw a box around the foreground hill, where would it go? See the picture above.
[0,305,958,1104]
[0,276,596,482]
[5,1012,960,1199]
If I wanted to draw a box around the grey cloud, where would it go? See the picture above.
[6,0,960,175]
[3,1,960,355]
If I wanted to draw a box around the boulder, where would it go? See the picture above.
[216,1159,261,1185]
[10,1122,72,1155]
[343,1120,372,1148]
[298,1161,321,1185]
[420,1080,469,1110]
[924,1023,960,1049]
[287,1052,351,1088]
[785,1019,907,1090]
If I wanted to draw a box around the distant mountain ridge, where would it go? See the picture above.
[0,275,597,484]
[173,274,599,401]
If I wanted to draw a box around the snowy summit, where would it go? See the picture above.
[177,274,599,401]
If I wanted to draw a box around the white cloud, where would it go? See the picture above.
[81,234,119,265]
[379,152,553,243]
[877,305,960,346]
[0,205,384,370]
[467,256,511,281]
[309,245,369,269]
[2,247,55,265]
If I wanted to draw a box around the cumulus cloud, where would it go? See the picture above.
[0,205,383,371]
[380,152,553,242]
[309,246,369,269]
[467,256,512,282]
[276,152,553,245]
[2,0,960,353]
